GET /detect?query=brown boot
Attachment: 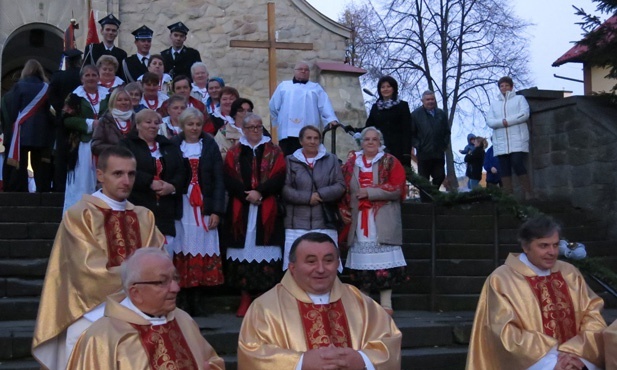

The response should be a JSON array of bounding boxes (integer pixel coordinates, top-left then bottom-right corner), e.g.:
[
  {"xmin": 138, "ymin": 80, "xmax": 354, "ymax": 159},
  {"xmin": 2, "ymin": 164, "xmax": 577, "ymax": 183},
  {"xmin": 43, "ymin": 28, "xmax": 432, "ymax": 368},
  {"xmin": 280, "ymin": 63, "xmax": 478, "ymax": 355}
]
[
  {"xmin": 519, "ymin": 174, "xmax": 534, "ymax": 200},
  {"xmin": 501, "ymin": 176, "xmax": 513, "ymax": 194}
]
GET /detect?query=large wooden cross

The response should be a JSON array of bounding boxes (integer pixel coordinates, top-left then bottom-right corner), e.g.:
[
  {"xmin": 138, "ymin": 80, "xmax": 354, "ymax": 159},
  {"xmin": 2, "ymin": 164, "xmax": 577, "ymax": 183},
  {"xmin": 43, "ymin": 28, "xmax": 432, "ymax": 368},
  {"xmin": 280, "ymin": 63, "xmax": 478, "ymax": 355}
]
[{"xmin": 229, "ymin": 2, "xmax": 313, "ymax": 98}]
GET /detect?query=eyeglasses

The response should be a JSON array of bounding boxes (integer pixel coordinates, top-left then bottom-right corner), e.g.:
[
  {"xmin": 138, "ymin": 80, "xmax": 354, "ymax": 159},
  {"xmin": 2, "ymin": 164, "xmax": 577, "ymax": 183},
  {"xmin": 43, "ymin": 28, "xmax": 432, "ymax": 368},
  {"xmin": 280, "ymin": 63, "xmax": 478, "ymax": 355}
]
[
  {"xmin": 132, "ymin": 274, "xmax": 180, "ymax": 287},
  {"xmin": 243, "ymin": 125, "xmax": 263, "ymax": 132}
]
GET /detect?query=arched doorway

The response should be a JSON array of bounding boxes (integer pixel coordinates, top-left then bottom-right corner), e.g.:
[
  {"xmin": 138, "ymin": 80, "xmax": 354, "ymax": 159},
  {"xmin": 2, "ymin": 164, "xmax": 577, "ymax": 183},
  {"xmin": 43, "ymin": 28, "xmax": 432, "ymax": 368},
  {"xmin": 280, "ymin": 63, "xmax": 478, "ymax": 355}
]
[{"xmin": 1, "ymin": 23, "xmax": 63, "ymax": 94}]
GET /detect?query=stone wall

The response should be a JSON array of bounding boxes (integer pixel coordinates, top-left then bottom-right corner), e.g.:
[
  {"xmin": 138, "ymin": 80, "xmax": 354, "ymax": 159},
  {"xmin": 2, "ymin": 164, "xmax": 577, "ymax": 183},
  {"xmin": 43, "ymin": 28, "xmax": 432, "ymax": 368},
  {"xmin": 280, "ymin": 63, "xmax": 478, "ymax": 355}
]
[
  {"xmin": 113, "ymin": 0, "xmax": 355, "ymax": 126},
  {"xmin": 528, "ymin": 96, "xmax": 617, "ymax": 237}
]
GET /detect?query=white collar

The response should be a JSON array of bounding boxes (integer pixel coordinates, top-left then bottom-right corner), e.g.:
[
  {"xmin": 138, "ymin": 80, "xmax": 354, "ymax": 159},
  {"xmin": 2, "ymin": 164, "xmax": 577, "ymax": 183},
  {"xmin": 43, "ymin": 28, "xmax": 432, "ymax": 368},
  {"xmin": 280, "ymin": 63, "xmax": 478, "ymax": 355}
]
[
  {"xmin": 104, "ymin": 44, "xmax": 114, "ymax": 51},
  {"xmin": 354, "ymin": 150, "xmax": 385, "ymax": 168},
  {"xmin": 307, "ymin": 292, "xmax": 331, "ymax": 305},
  {"xmin": 138, "ymin": 54, "xmax": 151, "ymax": 62},
  {"xmin": 519, "ymin": 253, "xmax": 551, "ymax": 277},
  {"xmin": 92, "ymin": 189, "xmax": 127, "ymax": 211},
  {"xmin": 292, "ymin": 144, "xmax": 327, "ymax": 163},
  {"xmin": 120, "ymin": 297, "xmax": 168, "ymax": 326},
  {"xmin": 172, "ymin": 46, "xmax": 184, "ymax": 54},
  {"xmin": 240, "ymin": 135, "xmax": 271, "ymax": 150},
  {"xmin": 72, "ymin": 85, "xmax": 110, "ymax": 100}
]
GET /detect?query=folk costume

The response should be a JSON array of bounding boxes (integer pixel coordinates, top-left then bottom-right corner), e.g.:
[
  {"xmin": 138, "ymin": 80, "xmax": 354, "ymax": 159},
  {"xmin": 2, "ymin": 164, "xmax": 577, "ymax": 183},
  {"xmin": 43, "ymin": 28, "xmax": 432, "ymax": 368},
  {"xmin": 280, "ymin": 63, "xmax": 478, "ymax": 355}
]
[
  {"xmin": 223, "ymin": 136, "xmax": 285, "ymax": 291},
  {"xmin": 32, "ymin": 192, "xmax": 165, "ymax": 370},
  {"xmin": 66, "ymin": 293, "xmax": 225, "ymax": 370},
  {"xmin": 63, "ymin": 85, "xmax": 110, "ymax": 212},
  {"xmin": 171, "ymin": 133, "xmax": 225, "ymax": 288},
  {"xmin": 238, "ymin": 271, "xmax": 402, "ymax": 370},
  {"xmin": 466, "ymin": 253, "xmax": 606, "ymax": 370},
  {"xmin": 341, "ymin": 151, "xmax": 408, "ymax": 292}
]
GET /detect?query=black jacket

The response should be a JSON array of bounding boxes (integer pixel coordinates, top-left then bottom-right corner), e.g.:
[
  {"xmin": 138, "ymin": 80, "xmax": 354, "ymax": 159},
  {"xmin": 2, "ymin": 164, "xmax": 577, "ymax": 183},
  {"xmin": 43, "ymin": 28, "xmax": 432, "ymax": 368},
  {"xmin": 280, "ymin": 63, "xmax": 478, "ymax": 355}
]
[
  {"xmin": 122, "ymin": 54, "xmax": 148, "ymax": 83},
  {"xmin": 170, "ymin": 132, "xmax": 225, "ymax": 216},
  {"xmin": 83, "ymin": 43, "xmax": 128, "ymax": 81},
  {"xmin": 365, "ymin": 100, "xmax": 412, "ymax": 166},
  {"xmin": 120, "ymin": 132, "xmax": 186, "ymax": 236},
  {"xmin": 161, "ymin": 46, "xmax": 202, "ymax": 79},
  {"xmin": 465, "ymin": 146, "xmax": 485, "ymax": 181},
  {"xmin": 6, "ymin": 76, "xmax": 53, "ymax": 148},
  {"xmin": 410, "ymin": 106, "xmax": 451, "ymax": 160}
]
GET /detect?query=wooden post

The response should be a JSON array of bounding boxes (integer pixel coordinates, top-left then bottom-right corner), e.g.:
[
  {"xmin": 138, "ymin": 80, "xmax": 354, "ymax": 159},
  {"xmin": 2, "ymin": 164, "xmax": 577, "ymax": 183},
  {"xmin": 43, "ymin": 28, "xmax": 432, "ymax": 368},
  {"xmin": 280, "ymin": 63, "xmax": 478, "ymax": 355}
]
[{"xmin": 229, "ymin": 2, "xmax": 314, "ymax": 140}]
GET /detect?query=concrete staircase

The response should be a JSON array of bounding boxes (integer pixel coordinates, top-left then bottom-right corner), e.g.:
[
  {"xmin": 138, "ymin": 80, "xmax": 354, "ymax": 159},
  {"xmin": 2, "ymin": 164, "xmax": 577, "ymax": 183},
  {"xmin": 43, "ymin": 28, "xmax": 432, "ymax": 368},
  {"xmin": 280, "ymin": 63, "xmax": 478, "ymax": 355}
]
[{"xmin": 0, "ymin": 193, "xmax": 615, "ymax": 369}]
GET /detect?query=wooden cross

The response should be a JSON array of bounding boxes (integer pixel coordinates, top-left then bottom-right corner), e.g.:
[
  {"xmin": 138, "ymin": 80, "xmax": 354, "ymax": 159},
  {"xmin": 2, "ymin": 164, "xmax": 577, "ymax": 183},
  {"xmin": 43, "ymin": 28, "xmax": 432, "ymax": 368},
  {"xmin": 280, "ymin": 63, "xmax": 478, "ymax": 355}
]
[{"xmin": 229, "ymin": 2, "xmax": 313, "ymax": 98}]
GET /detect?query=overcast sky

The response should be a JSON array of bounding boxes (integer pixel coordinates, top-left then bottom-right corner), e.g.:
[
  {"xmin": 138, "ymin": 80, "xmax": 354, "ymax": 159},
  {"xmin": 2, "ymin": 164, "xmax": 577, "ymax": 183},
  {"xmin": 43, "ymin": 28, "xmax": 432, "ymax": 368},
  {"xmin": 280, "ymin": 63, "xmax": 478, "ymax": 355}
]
[{"xmin": 306, "ymin": 0, "xmax": 602, "ymax": 95}]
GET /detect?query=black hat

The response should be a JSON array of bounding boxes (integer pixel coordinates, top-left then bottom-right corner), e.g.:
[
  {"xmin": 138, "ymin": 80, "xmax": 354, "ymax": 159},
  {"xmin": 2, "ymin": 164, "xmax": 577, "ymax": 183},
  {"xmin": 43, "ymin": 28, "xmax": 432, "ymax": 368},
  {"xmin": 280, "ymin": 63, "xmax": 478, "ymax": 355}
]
[
  {"xmin": 168, "ymin": 22, "xmax": 189, "ymax": 34},
  {"xmin": 98, "ymin": 14, "xmax": 121, "ymax": 27},
  {"xmin": 131, "ymin": 25, "xmax": 153, "ymax": 40},
  {"xmin": 63, "ymin": 49, "xmax": 83, "ymax": 59}
]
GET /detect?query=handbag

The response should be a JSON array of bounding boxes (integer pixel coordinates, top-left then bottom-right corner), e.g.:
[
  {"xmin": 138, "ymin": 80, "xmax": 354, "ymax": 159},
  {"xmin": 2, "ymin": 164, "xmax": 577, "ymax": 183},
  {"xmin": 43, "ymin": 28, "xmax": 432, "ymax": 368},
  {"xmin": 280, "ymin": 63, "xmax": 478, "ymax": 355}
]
[{"xmin": 304, "ymin": 165, "xmax": 343, "ymax": 229}]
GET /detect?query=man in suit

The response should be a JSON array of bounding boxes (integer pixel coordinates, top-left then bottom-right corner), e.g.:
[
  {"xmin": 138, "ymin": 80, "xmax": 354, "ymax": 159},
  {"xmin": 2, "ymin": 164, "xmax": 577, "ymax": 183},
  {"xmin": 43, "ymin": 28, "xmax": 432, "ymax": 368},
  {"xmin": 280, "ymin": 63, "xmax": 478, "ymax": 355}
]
[
  {"xmin": 160, "ymin": 22, "xmax": 201, "ymax": 79},
  {"xmin": 122, "ymin": 26, "xmax": 153, "ymax": 83},
  {"xmin": 49, "ymin": 49, "xmax": 83, "ymax": 192},
  {"xmin": 83, "ymin": 14, "xmax": 127, "ymax": 81}
]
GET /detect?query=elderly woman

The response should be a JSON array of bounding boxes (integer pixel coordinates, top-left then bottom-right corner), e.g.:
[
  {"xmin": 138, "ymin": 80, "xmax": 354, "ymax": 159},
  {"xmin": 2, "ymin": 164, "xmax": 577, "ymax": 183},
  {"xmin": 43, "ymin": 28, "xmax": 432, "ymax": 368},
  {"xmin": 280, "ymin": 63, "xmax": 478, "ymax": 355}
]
[
  {"xmin": 214, "ymin": 97, "xmax": 251, "ymax": 158},
  {"xmin": 168, "ymin": 75, "xmax": 206, "ymax": 113},
  {"xmin": 159, "ymin": 94, "xmax": 187, "ymax": 138},
  {"xmin": 170, "ymin": 107, "xmax": 225, "ymax": 312},
  {"xmin": 340, "ymin": 127, "xmax": 407, "ymax": 315},
  {"xmin": 91, "ymin": 88, "xmax": 134, "ymax": 156},
  {"xmin": 96, "ymin": 55, "xmax": 124, "ymax": 90},
  {"xmin": 486, "ymin": 76, "xmax": 532, "ymax": 199},
  {"xmin": 2, "ymin": 59, "xmax": 53, "ymax": 193},
  {"xmin": 223, "ymin": 113, "xmax": 285, "ymax": 317},
  {"xmin": 190, "ymin": 62, "xmax": 210, "ymax": 104},
  {"xmin": 140, "ymin": 72, "xmax": 169, "ymax": 112},
  {"xmin": 138, "ymin": 54, "xmax": 172, "ymax": 94},
  {"xmin": 365, "ymin": 76, "xmax": 412, "ymax": 167},
  {"xmin": 282, "ymin": 125, "xmax": 345, "ymax": 270},
  {"xmin": 210, "ymin": 86, "xmax": 237, "ymax": 128},
  {"xmin": 63, "ymin": 64, "xmax": 110, "ymax": 212},
  {"xmin": 120, "ymin": 109, "xmax": 185, "ymax": 254},
  {"xmin": 125, "ymin": 82, "xmax": 145, "ymax": 113}
]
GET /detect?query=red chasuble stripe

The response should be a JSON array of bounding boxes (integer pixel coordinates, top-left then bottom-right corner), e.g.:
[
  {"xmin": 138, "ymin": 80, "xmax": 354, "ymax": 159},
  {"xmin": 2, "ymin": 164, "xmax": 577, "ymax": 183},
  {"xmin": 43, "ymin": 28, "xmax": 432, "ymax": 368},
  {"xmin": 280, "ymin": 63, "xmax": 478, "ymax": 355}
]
[
  {"xmin": 525, "ymin": 272, "xmax": 578, "ymax": 344},
  {"xmin": 97, "ymin": 208, "xmax": 143, "ymax": 268},
  {"xmin": 297, "ymin": 300, "xmax": 352, "ymax": 349},
  {"xmin": 131, "ymin": 320, "xmax": 199, "ymax": 370}
]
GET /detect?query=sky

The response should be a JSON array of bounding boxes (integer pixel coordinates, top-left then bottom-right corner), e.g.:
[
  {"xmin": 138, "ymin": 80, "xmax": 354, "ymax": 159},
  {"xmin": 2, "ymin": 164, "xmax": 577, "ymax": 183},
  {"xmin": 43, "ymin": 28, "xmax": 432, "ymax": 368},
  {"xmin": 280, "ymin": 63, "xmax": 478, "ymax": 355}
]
[
  {"xmin": 306, "ymin": 0, "xmax": 603, "ymax": 172},
  {"xmin": 306, "ymin": 0, "xmax": 602, "ymax": 95}
]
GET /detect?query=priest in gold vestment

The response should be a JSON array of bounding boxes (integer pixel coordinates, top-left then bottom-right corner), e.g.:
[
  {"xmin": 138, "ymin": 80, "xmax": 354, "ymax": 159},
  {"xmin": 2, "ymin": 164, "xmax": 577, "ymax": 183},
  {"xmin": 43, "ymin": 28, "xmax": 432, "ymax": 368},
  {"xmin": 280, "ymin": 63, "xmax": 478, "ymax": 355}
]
[
  {"xmin": 238, "ymin": 232, "xmax": 401, "ymax": 370},
  {"xmin": 466, "ymin": 215, "xmax": 606, "ymax": 370},
  {"xmin": 67, "ymin": 247, "xmax": 225, "ymax": 369},
  {"xmin": 32, "ymin": 147, "xmax": 165, "ymax": 370},
  {"xmin": 604, "ymin": 319, "xmax": 617, "ymax": 370}
]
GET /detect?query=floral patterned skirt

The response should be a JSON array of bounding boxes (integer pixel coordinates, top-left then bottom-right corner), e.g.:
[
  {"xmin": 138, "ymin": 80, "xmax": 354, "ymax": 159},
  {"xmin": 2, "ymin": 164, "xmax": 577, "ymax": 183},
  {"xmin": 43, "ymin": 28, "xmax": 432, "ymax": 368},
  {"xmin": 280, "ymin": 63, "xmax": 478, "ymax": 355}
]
[
  {"xmin": 225, "ymin": 258, "xmax": 283, "ymax": 291},
  {"xmin": 174, "ymin": 253, "xmax": 224, "ymax": 288}
]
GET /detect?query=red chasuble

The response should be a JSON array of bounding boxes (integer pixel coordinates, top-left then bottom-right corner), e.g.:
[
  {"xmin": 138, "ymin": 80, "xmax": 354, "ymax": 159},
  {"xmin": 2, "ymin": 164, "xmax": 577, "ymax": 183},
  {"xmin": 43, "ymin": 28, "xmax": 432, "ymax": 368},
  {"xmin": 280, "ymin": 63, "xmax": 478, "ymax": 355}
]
[
  {"xmin": 297, "ymin": 300, "xmax": 353, "ymax": 349},
  {"xmin": 525, "ymin": 272, "xmax": 578, "ymax": 344},
  {"xmin": 131, "ymin": 320, "xmax": 199, "ymax": 370},
  {"xmin": 98, "ymin": 207, "xmax": 143, "ymax": 268}
]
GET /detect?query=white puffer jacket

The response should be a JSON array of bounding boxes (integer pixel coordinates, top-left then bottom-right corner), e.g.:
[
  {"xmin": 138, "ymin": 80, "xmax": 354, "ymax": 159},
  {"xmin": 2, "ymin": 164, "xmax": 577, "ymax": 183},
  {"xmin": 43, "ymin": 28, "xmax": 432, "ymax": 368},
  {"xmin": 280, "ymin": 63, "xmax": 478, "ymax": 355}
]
[{"xmin": 486, "ymin": 91, "xmax": 530, "ymax": 156}]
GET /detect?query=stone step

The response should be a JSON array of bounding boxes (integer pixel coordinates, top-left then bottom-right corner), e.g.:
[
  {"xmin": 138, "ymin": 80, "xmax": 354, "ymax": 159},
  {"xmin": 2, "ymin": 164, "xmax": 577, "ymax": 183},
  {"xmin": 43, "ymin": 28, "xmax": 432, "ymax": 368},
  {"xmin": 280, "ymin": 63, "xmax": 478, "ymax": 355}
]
[
  {"xmin": 0, "ymin": 193, "xmax": 64, "ymax": 207},
  {"xmin": 0, "ymin": 260, "xmax": 48, "ymax": 278},
  {"xmin": 0, "ymin": 207, "xmax": 63, "ymax": 223},
  {"xmin": 0, "ymin": 298, "xmax": 39, "ymax": 321},
  {"xmin": 0, "ymin": 240, "xmax": 54, "ymax": 259},
  {"xmin": 1, "ymin": 278, "xmax": 44, "ymax": 297},
  {"xmin": 0, "ymin": 224, "xmax": 58, "ymax": 240}
]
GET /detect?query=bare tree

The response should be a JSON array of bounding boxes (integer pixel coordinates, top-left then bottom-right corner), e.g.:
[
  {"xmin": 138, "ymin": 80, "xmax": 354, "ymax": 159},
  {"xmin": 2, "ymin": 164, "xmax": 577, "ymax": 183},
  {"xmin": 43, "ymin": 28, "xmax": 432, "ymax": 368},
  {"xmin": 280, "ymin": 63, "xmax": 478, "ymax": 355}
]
[{"xmin": 341, "ymin": 0, "xmax": 531, "ymax": 188}]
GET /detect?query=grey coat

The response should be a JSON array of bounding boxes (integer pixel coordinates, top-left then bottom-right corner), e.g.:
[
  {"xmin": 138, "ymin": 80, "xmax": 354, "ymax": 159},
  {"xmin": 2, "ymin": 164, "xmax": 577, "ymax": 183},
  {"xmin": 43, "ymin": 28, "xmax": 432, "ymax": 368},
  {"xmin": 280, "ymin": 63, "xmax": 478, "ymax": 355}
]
[
  {"xmin": 346, "ymin": 156, "xmax": 403, "ymax": 246},
  {"xmin": 282, "ymin": 152, "xmax": 345, "ymax": 230}
]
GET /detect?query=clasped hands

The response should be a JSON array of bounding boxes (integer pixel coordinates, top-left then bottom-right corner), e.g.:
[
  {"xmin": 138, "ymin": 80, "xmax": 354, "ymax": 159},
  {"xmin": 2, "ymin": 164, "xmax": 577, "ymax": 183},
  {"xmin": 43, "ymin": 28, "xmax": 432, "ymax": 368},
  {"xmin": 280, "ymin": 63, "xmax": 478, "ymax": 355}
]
[
  {"xmin": 554, "ymin": 352, "xmax": 586, "ymax": 370},
  {"xmin": 302, "ymin": 345, "xmax": 365, "ymax": 370},
  {"xmin": 150, "ymin": 180, "xmax": 175, "ymax": 196}
]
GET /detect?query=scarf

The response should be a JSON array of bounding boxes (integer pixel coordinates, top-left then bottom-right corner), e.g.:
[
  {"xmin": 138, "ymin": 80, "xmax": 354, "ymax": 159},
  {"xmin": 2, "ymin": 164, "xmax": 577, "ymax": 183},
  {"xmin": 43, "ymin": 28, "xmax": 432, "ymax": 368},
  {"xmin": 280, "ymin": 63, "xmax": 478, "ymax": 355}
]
[
  {"xmin": 111, "ymin": 108, "xmax": 133, "ymax": 121},
  {"xmin": 376, "ymin": 98, "xmax": 401, "ymax": 110}
]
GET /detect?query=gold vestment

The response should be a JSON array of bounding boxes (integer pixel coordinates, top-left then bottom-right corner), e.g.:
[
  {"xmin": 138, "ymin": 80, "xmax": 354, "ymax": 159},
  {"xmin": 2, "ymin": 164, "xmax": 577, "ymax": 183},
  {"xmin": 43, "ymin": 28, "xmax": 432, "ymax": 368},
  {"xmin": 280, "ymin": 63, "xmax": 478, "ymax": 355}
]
[
  {"xmin": 238, "ymin": 271, "xmax": 402, "ymax": 370},
  {"xmin": 66, "ymin": 293, "xmax": 225, "ymax": 370},
  {"xmin": 466, "ymin": 253, "xmax": 606, "ymax": 370},
  {"xmin": 604, "ymin": 319, "xmax": 617, "ymax": 370},
  {"xmin": 32, "ymin": 194, "xmax": 165, "ymax": 369}
]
